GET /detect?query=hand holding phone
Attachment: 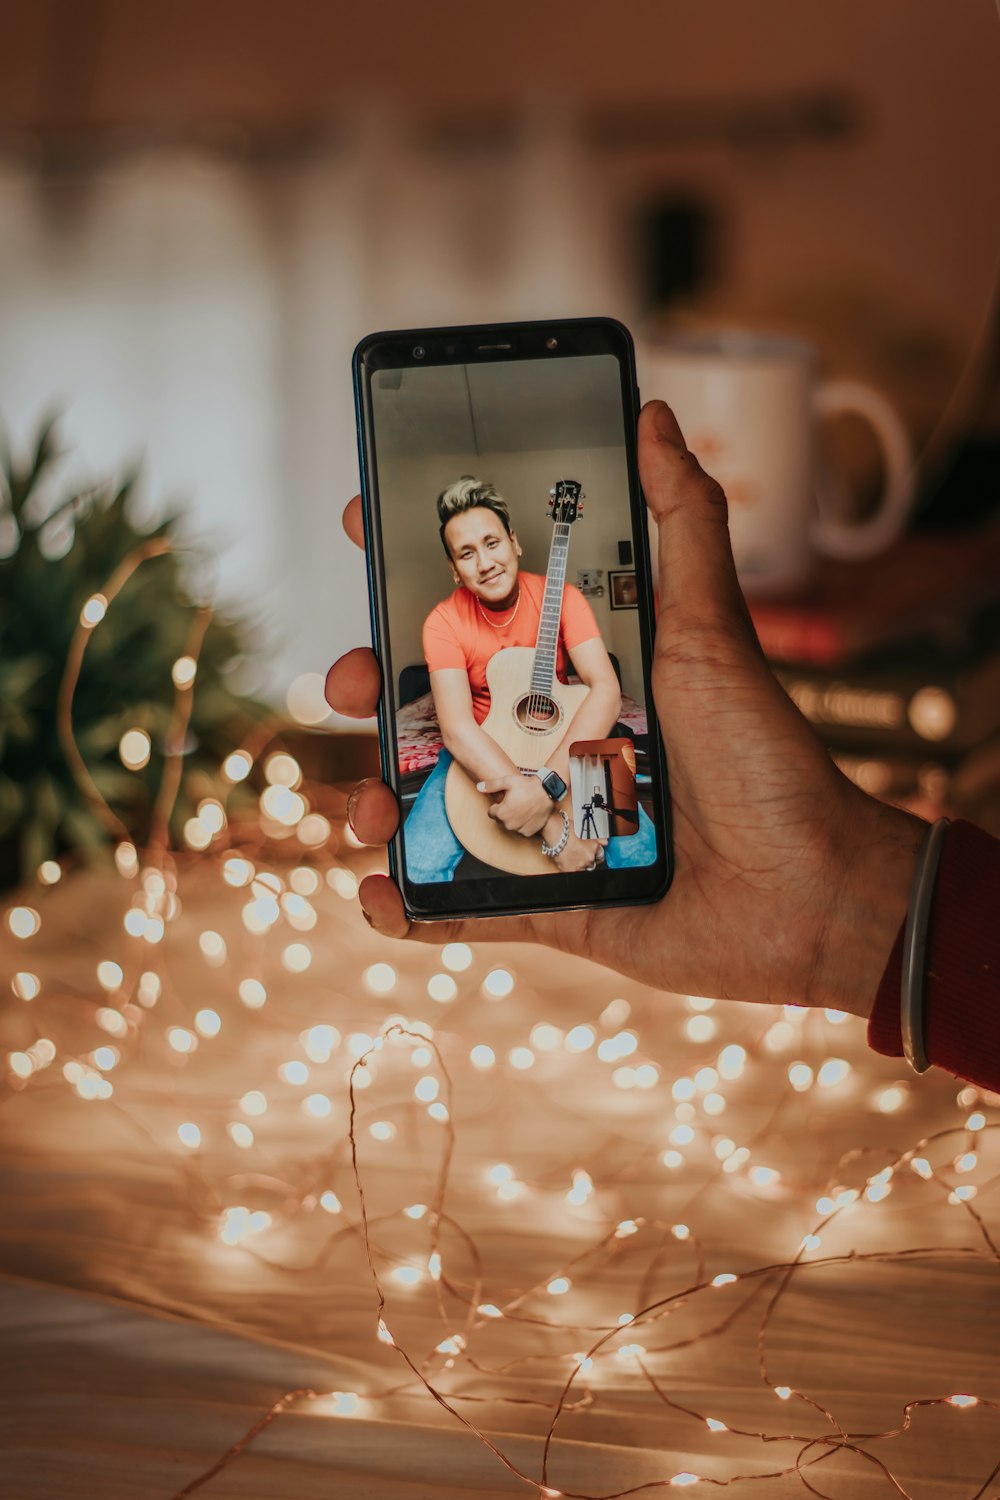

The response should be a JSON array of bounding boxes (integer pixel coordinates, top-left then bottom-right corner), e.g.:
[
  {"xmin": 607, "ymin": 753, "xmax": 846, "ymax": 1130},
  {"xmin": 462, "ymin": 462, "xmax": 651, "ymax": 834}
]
[{"xmin": 329, "ymin": 396, "xmax": 926, "ymax": 1015}]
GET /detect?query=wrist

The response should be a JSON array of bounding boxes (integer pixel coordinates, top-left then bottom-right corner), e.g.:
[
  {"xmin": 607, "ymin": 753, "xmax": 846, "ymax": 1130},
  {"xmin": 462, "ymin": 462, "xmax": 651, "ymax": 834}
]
[
  {"xmin": 541, "ymin": 809, "xmax": 572, "ymax": 859},
  {"xmin": 810, "ymin": 793, "xmax": 926, "ymax": 1019},
  {"xmin": 536, "ymin": 765, "xmax": 568, "ymax": 803},
  {"xmin": 543, "ymin": 808, "xmax": 566, "ymax": 842}
]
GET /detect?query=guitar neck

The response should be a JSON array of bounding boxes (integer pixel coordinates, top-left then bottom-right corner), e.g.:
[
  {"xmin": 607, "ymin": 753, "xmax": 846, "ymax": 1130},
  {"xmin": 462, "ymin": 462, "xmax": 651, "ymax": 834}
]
[{"xmin": 530, "ymin": 522, "xmax": 572, "ymax": 695}]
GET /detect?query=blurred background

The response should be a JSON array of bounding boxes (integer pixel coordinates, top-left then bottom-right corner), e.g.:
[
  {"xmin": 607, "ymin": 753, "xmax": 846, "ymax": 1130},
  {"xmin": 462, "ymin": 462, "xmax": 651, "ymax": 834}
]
[
  {"xmin": 2, "ymin": 15, "xmax": 1000, "ymax": 1491},
  {"xmin": 2, "ymin": 0, "xmax": 999, "ymax": 864}
]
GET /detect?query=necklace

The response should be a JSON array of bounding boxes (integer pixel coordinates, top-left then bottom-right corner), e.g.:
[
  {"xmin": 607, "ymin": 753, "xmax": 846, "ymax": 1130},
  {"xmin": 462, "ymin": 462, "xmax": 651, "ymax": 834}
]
[{"xmin": 477, "ymin": 589, "xmax": 521, "ymax": 629}]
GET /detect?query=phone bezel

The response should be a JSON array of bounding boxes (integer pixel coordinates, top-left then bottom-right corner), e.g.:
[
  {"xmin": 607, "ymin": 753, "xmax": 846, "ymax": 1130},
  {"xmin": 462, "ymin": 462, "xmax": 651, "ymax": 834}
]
[{"xmin": 353, "ymin": 316, "xmax": 673, "ymax": 921}]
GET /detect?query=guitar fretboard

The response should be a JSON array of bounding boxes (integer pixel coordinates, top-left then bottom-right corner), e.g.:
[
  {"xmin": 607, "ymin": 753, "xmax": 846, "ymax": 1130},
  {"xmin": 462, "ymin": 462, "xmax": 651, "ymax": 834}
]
[{"xmin": 530, "ymin": 522, "xmax": 572, "ymax": 695}]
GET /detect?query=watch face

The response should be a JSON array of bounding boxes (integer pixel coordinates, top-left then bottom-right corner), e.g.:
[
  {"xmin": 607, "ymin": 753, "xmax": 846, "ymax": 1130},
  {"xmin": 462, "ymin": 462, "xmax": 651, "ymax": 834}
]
[{"xmin": 543, "ymin": 771, "xmax": 567, "ymax": 801}]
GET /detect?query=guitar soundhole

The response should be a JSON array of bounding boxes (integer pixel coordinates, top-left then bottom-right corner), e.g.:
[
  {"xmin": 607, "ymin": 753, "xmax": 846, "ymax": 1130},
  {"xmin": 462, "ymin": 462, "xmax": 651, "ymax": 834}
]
[{"xmin": 514, "ymin": 694, "xmax": 560, "ymax": 733}]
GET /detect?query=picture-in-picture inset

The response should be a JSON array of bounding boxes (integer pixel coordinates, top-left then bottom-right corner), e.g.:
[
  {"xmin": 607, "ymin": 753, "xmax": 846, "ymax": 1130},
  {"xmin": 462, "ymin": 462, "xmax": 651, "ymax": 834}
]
[{"xmin": 569, "ymin": 737, "xmax": 642, "ymax": 842}]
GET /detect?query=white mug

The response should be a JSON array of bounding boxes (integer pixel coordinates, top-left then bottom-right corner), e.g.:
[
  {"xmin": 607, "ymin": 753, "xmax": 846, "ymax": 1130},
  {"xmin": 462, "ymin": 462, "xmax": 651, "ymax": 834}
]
[{"xmin": 642, "ymin": 332, "xmax": 915, "ymax": 595}]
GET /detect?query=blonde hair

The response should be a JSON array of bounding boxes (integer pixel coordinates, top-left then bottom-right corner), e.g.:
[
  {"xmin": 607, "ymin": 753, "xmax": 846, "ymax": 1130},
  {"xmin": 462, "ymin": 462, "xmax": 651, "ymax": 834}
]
[{"xmin": 437, "ymin": 476, "xmax": 512, "ymax": 555}]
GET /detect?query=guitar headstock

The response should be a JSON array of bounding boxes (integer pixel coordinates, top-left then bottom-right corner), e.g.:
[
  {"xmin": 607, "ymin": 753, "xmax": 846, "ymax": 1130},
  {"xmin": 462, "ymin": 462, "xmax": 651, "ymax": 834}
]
[{"xmin": 548, "ymin": 479, "xmax": 585, "ymax": 525}]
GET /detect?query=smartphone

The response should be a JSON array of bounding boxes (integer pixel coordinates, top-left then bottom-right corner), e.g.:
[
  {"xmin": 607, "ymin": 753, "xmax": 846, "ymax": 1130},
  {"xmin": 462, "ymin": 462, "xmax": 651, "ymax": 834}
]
[{"xmin": 353, "ymin": 317, "xmax": 672, "ymax": 921}]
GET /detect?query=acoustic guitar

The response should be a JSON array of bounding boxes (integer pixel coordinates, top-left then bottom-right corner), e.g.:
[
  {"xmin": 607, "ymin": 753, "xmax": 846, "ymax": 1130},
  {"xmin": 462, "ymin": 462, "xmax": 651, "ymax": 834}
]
[{"xmin": 444, "ymin": 480, "xmax": 588, "ymax": 876}]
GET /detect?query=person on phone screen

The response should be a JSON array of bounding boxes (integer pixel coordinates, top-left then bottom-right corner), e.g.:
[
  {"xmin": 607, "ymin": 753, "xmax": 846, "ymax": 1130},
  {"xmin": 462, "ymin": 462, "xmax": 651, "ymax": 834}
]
[{"xmin": 403, "ymin": 476, "xmax": 657, "ymax": 881}]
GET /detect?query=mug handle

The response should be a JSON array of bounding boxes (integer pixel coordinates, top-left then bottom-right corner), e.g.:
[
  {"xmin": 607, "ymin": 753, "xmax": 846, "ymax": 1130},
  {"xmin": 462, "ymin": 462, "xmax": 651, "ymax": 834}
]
[{"xmin": 811, "ymin": 379, "xmax": 915, "ymax": 560}]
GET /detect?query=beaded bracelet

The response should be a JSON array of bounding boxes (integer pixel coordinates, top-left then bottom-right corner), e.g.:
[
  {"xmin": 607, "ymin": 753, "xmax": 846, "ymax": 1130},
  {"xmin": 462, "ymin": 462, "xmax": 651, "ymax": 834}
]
[{"xmin": 900, "ymin": 817, "xmax": 950, "ymax": 1074}]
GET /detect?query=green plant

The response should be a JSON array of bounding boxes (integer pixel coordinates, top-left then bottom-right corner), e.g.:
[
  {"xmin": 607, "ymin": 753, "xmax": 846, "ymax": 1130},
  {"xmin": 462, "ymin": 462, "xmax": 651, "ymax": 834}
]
[{"xmin": 0, "ymin": 419, "xmax": 269, "ymax": 885}]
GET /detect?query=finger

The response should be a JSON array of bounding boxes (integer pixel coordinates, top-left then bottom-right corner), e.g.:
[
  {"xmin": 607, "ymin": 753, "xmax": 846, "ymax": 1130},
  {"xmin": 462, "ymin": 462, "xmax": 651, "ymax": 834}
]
[
  {"xmin": 325, "ymin": 647, "xmax": 381, "ymax": 718},
  {"xmin": 642, "ymin": 397, "xmax": 688, "ymax": 456},
  {"xmin": 476, "ymin": 777, "xmax": 513, "ymax": 794},
  {"xmin": 638, "ymin": 400, "xmax": 751, "ymax": 634},
  {"xmin": 357, "ymin": 872, "xmax": 537, "ymax": 947},
  {"xmin": 486, "ymin": 806, "xmax": 518, "ymax": 830},
  {"xmin": 343, "ymin": 495, "xmax": 364, "ymax": 550},
  {"xmin": 347, "ymin": 778, "xmax": 399, "ymax": 844},
  {"xmin": 357, "ymin": 873, "xmax": 413, "ymax": 939}
]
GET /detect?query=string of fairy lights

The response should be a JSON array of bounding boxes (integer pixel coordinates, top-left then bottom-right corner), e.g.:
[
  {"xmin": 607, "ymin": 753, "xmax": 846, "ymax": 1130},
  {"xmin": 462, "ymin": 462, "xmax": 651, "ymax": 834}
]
[{"xmin": 2, "ymin": 553, "xmax": 999, "ymax": 1499}]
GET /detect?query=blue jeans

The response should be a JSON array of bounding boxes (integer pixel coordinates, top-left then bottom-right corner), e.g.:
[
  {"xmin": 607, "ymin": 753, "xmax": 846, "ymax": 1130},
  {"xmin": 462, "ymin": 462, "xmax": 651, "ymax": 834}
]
[{"xmin": 403, "ymin": 750, "xmax": 658, "ymax": 883}]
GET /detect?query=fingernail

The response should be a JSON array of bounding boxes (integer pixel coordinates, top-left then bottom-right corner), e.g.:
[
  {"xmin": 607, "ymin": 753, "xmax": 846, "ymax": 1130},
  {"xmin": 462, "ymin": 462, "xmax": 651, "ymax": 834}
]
[
  {"xmin": 653, "ymin": 401, "xmax": 674, "ymax": 438},
  {"xmin": 475, "ymin": 781, "xmax": 487, "ymax": 792},
  {"xmin": 347, "ymin": 778, "xmax": 372, "ymax": 822}
]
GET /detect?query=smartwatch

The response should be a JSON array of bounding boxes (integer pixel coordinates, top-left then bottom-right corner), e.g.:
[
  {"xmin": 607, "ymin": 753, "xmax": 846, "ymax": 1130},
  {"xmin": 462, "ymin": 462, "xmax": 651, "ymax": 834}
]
[{"xmin": 536, "ymin": 765, "xmax": 568, "ymax": 803}]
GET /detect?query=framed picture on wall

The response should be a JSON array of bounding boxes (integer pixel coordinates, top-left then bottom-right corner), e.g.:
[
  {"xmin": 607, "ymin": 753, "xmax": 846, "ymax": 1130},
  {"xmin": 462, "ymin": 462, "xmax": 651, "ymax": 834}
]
[{"xmin": 608, "ymin": 569, "xmax": 638, "ymax": 610}]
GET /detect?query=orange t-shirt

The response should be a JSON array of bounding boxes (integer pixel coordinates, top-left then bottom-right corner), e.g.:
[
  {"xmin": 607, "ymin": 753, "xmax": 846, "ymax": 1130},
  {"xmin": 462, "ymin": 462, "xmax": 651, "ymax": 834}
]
[{"xmin": 422, "ymin": 573, "xmax": 601, "ymax": 725}]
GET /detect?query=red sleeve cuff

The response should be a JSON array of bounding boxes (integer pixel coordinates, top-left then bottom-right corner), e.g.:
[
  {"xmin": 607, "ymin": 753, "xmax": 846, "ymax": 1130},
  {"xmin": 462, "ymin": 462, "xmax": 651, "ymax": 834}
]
[{"xmin": 868, "ymin": 819, "xmax": 1000, "ymax": 1092}]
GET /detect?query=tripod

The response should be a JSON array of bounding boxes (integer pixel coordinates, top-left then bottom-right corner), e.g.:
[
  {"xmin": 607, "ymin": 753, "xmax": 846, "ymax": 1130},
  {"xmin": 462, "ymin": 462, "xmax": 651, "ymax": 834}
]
[
  {"xmin": 579, "ymin": 788, "xmax": 639, "ymax": 841},
  {"xmin": 579, "ymin": 797, "xmax": 602, "ymax": 840}
]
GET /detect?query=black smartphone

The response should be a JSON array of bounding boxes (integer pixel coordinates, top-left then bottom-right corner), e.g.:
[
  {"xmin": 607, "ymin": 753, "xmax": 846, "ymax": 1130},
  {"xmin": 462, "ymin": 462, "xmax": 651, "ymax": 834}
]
[{"xmin": 353, "ymin": 317, "xmax": 672, "ymax": 921}]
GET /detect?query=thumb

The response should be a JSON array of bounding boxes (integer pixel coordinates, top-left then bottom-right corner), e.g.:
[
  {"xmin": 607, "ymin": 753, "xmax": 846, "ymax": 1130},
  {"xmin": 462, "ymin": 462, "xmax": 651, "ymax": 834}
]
[{"xmin": 638, "ymin": 400, "xmax": 752, "ymax": 634}]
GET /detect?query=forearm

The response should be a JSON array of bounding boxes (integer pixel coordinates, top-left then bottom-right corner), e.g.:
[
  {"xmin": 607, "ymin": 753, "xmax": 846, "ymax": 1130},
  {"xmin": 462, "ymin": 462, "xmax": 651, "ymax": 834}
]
[
  {"xmin": 549, "ymin": 683, "xmax": 621, "ymax": 780},
  {"xmin": 441, "ymin": 722, "xmax": 519, "ymax": 785}
]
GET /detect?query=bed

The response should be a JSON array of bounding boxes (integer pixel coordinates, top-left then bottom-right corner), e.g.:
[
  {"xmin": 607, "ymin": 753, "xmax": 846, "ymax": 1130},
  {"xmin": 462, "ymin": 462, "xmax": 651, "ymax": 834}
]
[{"xmin": 395, "ymin": 663, "xmax": 651, "ymax": 805}]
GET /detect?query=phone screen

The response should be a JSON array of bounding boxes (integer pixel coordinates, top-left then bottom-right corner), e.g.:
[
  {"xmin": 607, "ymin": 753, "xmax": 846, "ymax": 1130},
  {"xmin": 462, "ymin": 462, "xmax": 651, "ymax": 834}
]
[{"xmin": 354, "ymin": 319, "xmax": 671, "ymax": 919}]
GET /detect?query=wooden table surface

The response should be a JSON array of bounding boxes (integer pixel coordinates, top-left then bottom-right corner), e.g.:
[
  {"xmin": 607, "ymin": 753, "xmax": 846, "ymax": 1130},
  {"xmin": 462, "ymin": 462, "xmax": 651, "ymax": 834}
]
[{"xmin": 2, "ymin": 851, "xmax": 998, "ymax": 1498}]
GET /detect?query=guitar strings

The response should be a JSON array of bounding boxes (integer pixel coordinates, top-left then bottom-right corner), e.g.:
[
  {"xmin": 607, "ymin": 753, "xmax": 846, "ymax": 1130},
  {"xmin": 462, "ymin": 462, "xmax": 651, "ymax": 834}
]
[{"xmin": 527, "ymin": 513, "xmax": 571, "ymax": 728}]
